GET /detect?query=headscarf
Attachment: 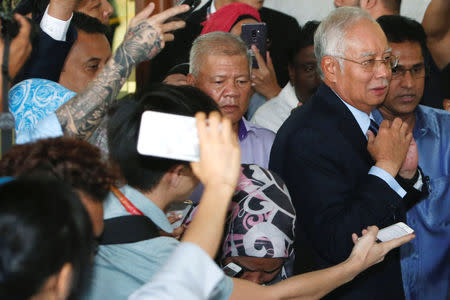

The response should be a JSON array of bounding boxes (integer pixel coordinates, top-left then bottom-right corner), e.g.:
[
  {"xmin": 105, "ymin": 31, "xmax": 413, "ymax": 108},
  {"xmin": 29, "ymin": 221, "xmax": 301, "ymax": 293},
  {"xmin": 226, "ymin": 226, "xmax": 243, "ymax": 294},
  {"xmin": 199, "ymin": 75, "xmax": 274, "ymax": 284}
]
[
  {"xmin": 9, "ymin": 79, "xmax": 76, "ymax": 133},
  {"xmin": 200, "ymin": 3, "xmax": 261, "ymax": 35},
  {"xmin": 221, "ymin": 164, "xmax": 296, "ymax": 281}
]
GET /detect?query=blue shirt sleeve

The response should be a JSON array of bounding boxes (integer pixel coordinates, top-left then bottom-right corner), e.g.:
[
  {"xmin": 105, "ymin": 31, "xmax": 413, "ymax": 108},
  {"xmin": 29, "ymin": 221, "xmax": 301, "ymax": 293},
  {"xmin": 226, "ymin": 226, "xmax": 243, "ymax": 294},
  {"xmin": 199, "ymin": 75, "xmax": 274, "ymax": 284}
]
[
  {"xmin": 128, "ymin": 242, "xmax": 232, "ymax": 300},
  {"xmin": 369, "ymin": 166, "xmax": 406, "ymax": 198}
]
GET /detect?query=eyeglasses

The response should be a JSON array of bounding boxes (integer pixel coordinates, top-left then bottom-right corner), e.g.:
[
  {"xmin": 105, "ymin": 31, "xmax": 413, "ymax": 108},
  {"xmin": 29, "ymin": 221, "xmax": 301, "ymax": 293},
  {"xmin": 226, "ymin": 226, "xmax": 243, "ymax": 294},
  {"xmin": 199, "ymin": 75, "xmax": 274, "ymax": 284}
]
[
  {"xmin": 391, "ymin": 63, "xmax": 426, "ymax": 80},
  {"xmin": 335, "ymin": 55, "xmax": 399, "ymax": 72}
]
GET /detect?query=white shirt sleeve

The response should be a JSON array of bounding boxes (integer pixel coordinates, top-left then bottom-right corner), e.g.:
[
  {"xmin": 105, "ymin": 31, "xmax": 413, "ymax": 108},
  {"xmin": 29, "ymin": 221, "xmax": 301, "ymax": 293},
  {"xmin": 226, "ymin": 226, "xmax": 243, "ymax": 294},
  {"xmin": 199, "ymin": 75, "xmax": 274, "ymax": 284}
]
[
  {"xmin": 128, "ymin": 242, "xmax": 226, "ymax": 300},
  {"xmin": 40, "ymin": 5, "xmax": 73, "ymax": 42}
]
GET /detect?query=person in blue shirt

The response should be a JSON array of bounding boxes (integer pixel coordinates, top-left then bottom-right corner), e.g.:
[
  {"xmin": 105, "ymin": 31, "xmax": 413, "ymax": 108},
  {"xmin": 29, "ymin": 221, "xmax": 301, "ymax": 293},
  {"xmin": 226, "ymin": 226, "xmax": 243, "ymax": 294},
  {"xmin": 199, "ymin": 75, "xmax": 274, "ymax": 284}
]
[{"xmin": 376, "ymin": 15, "xmax": 450, "ymax": 300}]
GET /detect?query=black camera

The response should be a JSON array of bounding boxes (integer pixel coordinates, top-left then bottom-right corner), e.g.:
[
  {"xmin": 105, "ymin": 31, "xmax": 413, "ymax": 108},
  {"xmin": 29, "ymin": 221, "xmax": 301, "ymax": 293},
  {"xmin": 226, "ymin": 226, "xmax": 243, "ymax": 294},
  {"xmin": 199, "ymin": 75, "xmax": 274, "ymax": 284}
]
[
  {"xmin": 0, "ymin": 11, "xmax": 20, "ymax": 39},
  {"xmin": 1, "ymin": 0, "xmax": 21, "ymax": 39}
]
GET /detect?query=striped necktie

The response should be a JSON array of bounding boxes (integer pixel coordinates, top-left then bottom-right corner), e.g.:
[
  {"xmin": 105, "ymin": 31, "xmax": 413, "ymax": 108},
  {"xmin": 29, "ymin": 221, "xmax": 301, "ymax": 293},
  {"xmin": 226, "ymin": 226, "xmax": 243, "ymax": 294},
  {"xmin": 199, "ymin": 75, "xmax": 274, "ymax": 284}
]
[{"xmin": 369, "ymin": 119, "xmax": 379, "ymax": 136}]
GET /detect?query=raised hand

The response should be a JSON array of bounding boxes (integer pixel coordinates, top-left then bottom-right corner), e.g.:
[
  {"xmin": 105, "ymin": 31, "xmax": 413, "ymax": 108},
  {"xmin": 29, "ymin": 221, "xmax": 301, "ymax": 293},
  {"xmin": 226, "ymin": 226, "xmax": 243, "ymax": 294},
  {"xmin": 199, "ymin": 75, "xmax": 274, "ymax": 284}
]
[
  {"xmin": 190, "ymin": 111, "xmax": 241, "ymax": 192},
  {"xmin": 367, "ymin": 118, "xmax": 412, "ymax": 177},
  {"xmin": 250, "ymin": 45, "xmax": 281, "ymax": 99},
  {"xmin": 120, "ymin": 3, "xmax": 189, "ymax": 65},
  {"xmin": 55, "ymin": 3, "xmax": 189, "ymax": 139}
]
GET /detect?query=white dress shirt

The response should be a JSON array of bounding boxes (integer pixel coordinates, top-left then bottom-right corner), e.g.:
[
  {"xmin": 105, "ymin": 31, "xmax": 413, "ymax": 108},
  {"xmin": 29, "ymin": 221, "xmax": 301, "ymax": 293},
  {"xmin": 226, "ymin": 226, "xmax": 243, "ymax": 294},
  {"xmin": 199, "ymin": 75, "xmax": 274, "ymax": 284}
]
[
  {"xmin": 251, "ymin": 83, "xmax": 298, "ymax": 133},
  {"xmin": 40, "ymin": 5, "xmax": 72, "ymax": 41}
]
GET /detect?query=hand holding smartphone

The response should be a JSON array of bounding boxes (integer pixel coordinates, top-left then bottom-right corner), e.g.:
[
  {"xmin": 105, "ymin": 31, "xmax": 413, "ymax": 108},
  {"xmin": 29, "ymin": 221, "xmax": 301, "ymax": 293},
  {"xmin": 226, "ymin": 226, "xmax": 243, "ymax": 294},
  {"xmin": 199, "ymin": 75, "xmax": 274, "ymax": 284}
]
[
  {"xmin": 240, "ymin": 23, "xmax": 267, "ymax": 69},
  {"xmin": 376, "ymin": 222, "xmax": 414, "ymax": 242}
]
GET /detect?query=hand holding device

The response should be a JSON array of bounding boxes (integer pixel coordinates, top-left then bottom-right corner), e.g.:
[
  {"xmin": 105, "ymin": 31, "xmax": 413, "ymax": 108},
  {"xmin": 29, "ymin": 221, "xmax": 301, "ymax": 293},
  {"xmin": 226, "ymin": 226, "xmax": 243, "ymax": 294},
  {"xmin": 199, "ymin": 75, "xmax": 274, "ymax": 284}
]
[
  {"xmin": 348, "ymin": 225, "xmax": 415, "ymax": 274},
  {"xmin": 250, "ymin": 46, "xmax": 281, "ymax": 99},
  {"xmin": 240, "ymin": 23, "xmax": 267, "ymax": 69}
]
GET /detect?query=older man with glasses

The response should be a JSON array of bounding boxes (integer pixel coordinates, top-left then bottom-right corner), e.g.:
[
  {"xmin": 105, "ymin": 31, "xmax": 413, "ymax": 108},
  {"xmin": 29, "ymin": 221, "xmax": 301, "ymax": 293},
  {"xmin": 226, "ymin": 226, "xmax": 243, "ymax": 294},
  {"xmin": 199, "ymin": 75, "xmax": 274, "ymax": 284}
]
[{"xmin": 270, "ymin": 7, "xmax": 428, "ymax": 300}]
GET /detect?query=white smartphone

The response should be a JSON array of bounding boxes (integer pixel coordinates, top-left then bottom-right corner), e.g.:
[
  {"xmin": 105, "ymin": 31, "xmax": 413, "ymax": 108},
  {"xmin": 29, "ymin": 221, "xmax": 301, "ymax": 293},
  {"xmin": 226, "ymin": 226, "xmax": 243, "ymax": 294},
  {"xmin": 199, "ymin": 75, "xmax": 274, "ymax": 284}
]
[
  {"xmin": 376, "ymin": 222, "xmax": 414, "ymax": 242},
  {"xmin": 137, "ymin": 111, "xmax": 199, "ymax": 162},
  {"xmin": 222, "ymin": 262, "xmax": 243, "ymax": 277}
]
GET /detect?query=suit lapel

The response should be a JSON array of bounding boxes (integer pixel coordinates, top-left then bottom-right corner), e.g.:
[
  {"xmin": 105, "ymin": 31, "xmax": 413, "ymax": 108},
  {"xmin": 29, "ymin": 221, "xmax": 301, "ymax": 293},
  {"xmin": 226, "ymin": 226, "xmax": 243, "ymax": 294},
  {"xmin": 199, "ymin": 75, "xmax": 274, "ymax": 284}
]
[{"xmin": 317, "ymin": 84, "xmax": 375, "ymax": 165}]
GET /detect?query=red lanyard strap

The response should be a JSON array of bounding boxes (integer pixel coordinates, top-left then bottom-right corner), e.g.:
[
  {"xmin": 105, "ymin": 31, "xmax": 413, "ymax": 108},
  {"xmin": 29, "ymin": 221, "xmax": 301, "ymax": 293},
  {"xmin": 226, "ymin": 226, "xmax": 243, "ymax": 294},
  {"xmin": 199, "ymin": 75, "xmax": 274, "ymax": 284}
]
[{"xmin": 111, "ymin": 186, "xmax": 144, "ymax": 216}]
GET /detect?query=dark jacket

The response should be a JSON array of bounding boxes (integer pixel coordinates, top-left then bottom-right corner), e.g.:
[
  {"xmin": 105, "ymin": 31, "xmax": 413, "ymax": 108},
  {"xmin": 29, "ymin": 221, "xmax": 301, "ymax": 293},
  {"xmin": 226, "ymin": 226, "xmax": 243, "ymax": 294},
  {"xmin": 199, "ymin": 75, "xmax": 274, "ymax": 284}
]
[
  {"xmin": 146, "ymin": 1, "xmax": 301, "ymax": 87},
  {"xmin": 270, "ymin": 83, "xmax": 407, "ymax": 299}
]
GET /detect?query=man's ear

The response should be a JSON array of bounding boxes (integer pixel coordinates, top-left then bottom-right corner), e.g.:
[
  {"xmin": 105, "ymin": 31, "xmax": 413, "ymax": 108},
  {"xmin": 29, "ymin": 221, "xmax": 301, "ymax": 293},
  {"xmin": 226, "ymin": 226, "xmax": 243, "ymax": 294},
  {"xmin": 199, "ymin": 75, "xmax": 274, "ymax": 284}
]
[
  {"xmin": 321, "ymin": 56, "xmax": 339, "ymax": 83},
  {"xmin": 56, "ymin": 263, "xmax": 73, "ymax": 300},
  {"xmin": 360, "ymin": 0, "xmax": 377, "ymax": 10},
  {"xmin": 167, "ymin": 165, "xmax": 186, "ymax": 188},
  {"xmin": 186, "ymin": 73, "xmax": 196, "ymax": 87}
]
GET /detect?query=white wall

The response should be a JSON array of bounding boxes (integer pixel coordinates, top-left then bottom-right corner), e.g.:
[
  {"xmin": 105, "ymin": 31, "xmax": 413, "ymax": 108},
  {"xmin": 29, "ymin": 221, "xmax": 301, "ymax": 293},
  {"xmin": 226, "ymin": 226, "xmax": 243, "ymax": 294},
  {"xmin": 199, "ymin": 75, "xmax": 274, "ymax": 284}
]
[{"xmin": 198, "ymin": 0, "xmax": 431, "ymax": 25}]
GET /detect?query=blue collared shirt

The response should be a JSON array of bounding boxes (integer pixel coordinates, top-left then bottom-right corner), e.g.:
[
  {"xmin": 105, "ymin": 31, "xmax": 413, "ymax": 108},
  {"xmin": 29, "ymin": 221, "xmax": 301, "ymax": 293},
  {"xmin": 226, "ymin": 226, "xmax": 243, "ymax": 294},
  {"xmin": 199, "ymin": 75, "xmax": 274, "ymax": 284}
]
[
  {"xmin": 373, "ymin": 106, "xmax": 450, "ymax": 300},
  {"xmin": 84, "ymin": 185, "xmax": 233, "ymax": 300},
  {"xmin": 335, "ymin": 92, "xmax": 406, "ymax": 198},
  {"xmin": 129, "ymin": 242, "xmax": 226, "ymax": 300}
]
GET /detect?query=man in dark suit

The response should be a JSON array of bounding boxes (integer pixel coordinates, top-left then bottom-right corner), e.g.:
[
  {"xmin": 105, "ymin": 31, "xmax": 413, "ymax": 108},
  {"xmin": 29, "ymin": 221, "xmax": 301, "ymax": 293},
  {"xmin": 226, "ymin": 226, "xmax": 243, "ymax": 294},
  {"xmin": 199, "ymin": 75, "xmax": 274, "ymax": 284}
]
[
  {"xmin": 270, "ymin": 7, "xmax": 426, "ymax": 300},
  {"xmin": 147, "ymin": 0, "xmax": 300, "ymax": 87}
]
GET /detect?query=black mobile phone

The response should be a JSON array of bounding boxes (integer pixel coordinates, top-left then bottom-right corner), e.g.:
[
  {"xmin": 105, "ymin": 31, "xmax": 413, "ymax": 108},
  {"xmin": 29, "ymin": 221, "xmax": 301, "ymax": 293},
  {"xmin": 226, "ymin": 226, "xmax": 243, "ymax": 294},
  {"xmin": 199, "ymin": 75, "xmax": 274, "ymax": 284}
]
[
  {"xmin": 240, "ymin": 23, "xmax": 267, "ymax": 69},
  {"xmin": 166, "ymin": 0, "xmax": 201, "ymax": 22}
]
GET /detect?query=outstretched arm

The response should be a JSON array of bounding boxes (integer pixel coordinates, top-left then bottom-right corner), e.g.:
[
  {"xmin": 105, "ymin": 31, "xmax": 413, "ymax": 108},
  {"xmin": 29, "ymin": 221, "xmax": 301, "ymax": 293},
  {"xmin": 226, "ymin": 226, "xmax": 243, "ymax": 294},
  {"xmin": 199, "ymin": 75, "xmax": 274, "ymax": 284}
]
[
  {"xmin": 55, "ymin": 3, "xmax": 189, "ymax": 139},
  {"xmin": 230, "ymin": 226, "xmax": 414, "ymax": 300},
  {"xmin": 422, "ymin": 0, "xmax": 450, "ymax": 69}
]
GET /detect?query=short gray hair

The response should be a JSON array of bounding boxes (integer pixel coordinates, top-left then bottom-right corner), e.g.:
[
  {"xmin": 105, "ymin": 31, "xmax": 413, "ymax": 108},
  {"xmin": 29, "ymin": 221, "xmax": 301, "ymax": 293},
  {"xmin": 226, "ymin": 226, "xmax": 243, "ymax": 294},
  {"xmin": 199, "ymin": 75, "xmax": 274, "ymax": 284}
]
[
  {"xmin": 189, "ymin": 31, "xmax": 252, "ymax": 77},
  {"xmin": 314, "ymin": 7, "xmax": 375, "ymax": 78}
]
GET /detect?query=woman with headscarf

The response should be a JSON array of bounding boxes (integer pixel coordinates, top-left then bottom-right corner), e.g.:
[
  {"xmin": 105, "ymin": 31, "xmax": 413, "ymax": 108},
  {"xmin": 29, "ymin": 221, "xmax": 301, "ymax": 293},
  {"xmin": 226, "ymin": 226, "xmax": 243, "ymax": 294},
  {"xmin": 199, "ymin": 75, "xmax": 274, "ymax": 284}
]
[
  {"xmin": 221, "ymin": 164, "xmax": 296, "ymax": 285},
  {"xmin": 200, "ymin": 3, "xmax": 261, "ymax": 36}
]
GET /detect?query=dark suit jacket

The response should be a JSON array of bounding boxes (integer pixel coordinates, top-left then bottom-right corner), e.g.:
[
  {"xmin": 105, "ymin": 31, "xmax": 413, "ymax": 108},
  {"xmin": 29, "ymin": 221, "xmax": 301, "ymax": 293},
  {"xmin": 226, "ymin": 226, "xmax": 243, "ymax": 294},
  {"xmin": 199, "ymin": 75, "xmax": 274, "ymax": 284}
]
[
  {"xmin": 146, "ymin": 1, "xmax": 301, "ymax": 87},
  {"xmin": 14, "ymin": 15, "xmax": 77, "ymax": 84},
  {"xmin": 269, "ymin": 83, "xmax": 406, "ymax": 300}
]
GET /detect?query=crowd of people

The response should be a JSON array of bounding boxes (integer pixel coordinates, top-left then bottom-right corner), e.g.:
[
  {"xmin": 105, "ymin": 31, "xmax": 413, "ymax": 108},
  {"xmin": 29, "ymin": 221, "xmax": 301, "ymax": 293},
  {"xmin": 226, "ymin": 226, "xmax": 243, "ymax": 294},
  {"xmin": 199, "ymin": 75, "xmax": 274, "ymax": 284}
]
[{"xmin": 0, "ymin": 0, "xmax": 448, "ymax": 299}]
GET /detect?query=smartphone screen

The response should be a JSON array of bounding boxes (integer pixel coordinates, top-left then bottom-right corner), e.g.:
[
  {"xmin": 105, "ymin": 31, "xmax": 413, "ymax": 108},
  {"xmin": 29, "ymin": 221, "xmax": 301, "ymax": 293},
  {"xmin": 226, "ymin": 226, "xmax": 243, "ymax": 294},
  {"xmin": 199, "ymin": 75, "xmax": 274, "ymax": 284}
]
[
  {"xmin": 240, "ymin": 23, "xmax": 267, "ymax": 69},
  {"xmin": 137, "ymin": 111, "xmax": 199, "ymax": 162},
  {"xmin": 377, "ymin": 222, "xmax": 414, "ymax": 242},
  {"xmin": 167, "ymin": 200, "xmax": 194, "ymax": 229},
  {"xmin": 222, "ymin": 262, "xmax": 243, "ymax": 277}
]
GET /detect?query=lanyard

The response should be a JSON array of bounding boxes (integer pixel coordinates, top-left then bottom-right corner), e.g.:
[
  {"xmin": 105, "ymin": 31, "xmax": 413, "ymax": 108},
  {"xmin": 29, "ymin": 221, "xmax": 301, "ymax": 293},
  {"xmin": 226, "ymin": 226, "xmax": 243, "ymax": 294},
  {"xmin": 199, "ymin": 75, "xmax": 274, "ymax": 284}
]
[{"xmin": 110, "ymin": 186, "xmax": 144, "ymax": 216}]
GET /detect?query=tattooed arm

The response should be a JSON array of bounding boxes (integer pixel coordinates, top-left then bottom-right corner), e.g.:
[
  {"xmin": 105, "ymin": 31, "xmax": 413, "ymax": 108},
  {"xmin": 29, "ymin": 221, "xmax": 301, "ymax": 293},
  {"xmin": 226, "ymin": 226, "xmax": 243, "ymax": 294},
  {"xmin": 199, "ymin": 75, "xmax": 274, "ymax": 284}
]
[{"xmin": 55, "ymin": 3, "xmax": 189, "ymax": 139}]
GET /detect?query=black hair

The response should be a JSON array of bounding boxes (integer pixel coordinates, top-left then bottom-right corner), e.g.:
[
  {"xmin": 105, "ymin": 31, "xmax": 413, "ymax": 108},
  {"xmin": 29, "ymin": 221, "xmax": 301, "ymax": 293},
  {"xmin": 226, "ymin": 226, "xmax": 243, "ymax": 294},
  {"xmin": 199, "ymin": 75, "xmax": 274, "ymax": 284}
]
[
  {"xmin": 377, "ymin": 15, "xmax": 427, "ymax": 58},
  {"xmin": 0, "ymin": 177, "xmax": 93, "ymax": 299},
  {"xmin": 107, "ymin": 84, "xmax": 220, "ymax": 192},
  {"xmin": 165, "ymin": 63, "xmax": 190, "ymax": 77},
  {"xmin": 72, "ymin": 12, "xmax": 110, "ymax": 36},
  {"xmin": 14, "ymin": 0, "xmax": 48, "ymax": 17},
  {"xmin": 288, "ymin": 20, "xmax": 320, "ymax": 65}
]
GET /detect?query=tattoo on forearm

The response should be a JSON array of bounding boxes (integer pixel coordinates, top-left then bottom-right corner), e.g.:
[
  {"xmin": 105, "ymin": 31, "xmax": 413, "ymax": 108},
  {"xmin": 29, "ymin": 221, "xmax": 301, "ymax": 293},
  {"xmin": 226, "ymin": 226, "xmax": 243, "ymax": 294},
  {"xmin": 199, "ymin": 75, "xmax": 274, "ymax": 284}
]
[{"xmin": 56, "ymin": 23, "xmax": 163, "ymax": 139}]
